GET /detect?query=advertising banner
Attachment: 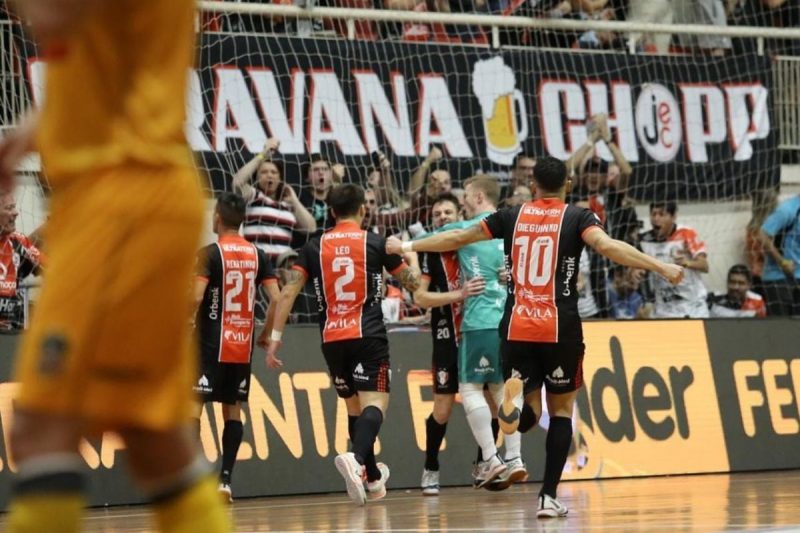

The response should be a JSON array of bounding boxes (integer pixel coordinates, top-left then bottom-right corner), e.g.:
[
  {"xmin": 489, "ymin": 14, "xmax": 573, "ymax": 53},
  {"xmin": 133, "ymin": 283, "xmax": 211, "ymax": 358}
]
[
  {"xmin": 0, "ymin": 319, "xmax": 797, "ymax": 508},
  {"xmin": 19, "ymin": 34, "xmax": 778, "ymax": 201}
]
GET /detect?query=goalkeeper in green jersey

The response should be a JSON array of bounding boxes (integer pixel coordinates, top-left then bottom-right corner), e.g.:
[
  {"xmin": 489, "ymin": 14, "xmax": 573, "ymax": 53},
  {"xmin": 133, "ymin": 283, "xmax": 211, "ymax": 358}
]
[{"xmin": 439, "ymin": 175, "xmax": 527, "ymax": 488}]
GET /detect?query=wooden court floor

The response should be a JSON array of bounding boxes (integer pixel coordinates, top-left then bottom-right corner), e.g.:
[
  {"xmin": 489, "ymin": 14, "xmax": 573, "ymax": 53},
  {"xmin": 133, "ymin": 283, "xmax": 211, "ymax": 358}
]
[{"xmin": 9, "ymin": 470, "xmax": 800, "ymax": 532}]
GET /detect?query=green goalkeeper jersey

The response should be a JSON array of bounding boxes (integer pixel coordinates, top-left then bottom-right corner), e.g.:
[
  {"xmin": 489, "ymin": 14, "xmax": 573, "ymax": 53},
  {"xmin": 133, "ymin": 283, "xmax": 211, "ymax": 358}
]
[{"xmin": 439, "ymin": 212, "xmax": 506, "ymax": 333}]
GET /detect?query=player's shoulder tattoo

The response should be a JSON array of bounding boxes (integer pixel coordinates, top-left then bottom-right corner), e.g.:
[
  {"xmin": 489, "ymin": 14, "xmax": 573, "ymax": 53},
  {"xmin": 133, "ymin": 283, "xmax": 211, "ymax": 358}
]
[{"xmin": 286, "ymin": 268, "xmax": 305, "ymax": 286}]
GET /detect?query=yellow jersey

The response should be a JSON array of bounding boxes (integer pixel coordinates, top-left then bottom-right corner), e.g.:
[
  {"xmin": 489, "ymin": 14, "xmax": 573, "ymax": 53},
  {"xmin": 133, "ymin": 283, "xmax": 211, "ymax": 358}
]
[{"xmin": 37, "ymin": 0, "xmax": 197, "ymax": 183}]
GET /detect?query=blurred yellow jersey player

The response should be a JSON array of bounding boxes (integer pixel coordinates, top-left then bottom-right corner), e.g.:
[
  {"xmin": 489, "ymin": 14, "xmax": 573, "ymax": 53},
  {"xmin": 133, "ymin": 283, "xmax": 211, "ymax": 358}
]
[{"xmin": 0, "ymin": 1, "xmax": 231, "ymax": 532}]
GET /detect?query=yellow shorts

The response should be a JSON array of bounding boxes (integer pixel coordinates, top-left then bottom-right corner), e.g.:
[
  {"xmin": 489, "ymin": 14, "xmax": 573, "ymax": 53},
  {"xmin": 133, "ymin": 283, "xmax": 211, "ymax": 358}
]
[{"xmin": 13, "ymin": 165, "xmax": 205, "ymax": 432}]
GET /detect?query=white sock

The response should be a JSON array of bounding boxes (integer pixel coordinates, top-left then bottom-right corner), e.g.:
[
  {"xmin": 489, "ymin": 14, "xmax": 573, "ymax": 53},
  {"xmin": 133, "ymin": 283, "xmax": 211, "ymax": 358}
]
[
  {"xmin": 503, "ymin": 431, "xmax": 522, "ymax": 461},
  {"xmin": 461, "ymin": 383, "xmax": 497, "ymax": 461}
]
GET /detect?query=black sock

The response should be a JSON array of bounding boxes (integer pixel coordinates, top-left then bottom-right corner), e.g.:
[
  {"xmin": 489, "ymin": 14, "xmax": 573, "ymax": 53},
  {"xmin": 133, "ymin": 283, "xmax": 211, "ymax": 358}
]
[
  {"xmin": 220, "ymin": 420, "xmax": 243, "ymax": 485},
  {"xmin": 352, "ymin": 406, "xmax": 384, "ymax": 468},
  {"xmin": 540, "ymin": 416, "xmax": 572, "ymax": 498},
  {"xmin": 350, "ymin": 413, "xmax": 380, "ymax": 481},
  {"xmin": 519, "ymin": 403, "xmax": 537, "ymax": 433},
  {"xmin": 424, "ymin": 414, "xmax": 447, "ymax": 471}
]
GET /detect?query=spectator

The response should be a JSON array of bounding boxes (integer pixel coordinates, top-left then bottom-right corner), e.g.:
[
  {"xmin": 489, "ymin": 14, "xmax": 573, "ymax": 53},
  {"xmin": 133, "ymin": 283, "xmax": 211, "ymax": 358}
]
[
  {"xmin": 607, "ymin": 265, "xmax": 647, "ymax": 319},
  {"xmin": 758, "ymin": 193, "xmax": 800, "ymax": 316},
  {"xmin": 626, "ymin": 0, "xmax": 673, "ymax": 54},
  {"xmin": 729, "ymin": 0, "xmax": 800, "ymax": 56},
  {"xmin": 566, "ymin": 113, "xmax": 633, "ymax": 231},
  {"xmin": 299, "ymin": 154, "xmax": 344, "ymax": 233},
  {"xmin": 0, "ymin": 192, "xmax": 43, "ymax": 331},
  {"xmin": 673, "ymin": 0, "xmax": 732, "ymax": 55},
  {"xmin": 708, "ymin": 264, "xmax": 767, "ymax": 318},
  {"xmin": 577, "ymin": 7, "xmax": 626, "ymax": 50},
  {"xmin": 639, "ymin": 201, "xmax": 710, "ymax": 318},
  {"xmin": 505, "ymin": 185, "xmax": 532, "ymax": 208},
  {"xmin": 500, "ymin": 154, "xmax": 536, "ymax": 207},
  {"xmin": 232, "ymin": 140, "xmax": 316, "ymax": 260},
  {"xmin": 407, "ymin": 147, "xmax": 453, "ymax": 229},
  {"xmin": 745, "ymin": 189, "xmax": 778, "ymax": 295}
]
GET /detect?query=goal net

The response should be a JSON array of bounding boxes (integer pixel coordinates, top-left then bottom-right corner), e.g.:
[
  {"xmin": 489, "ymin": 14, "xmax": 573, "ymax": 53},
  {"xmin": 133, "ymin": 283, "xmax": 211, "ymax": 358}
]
[{"xmin": 5, "ymin": 6, "xmax": 789, "ymax": 325}]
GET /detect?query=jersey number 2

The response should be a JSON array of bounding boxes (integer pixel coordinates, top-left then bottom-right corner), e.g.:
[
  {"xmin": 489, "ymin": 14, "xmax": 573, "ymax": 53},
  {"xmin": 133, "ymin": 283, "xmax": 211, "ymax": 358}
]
[
  {"xmin": 514, "ymin": 236, "xmax": 554, "ymax": 286},
  {"xmin": 332, "ymin": 257, "xmax": 356, "ymax": 301}
]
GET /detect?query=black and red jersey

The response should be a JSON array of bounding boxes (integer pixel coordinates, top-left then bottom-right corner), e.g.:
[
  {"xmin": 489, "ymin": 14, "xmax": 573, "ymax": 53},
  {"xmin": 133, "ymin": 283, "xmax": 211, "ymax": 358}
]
[
  {"xmin": 481, "ymin": 198, "xmax": 604, "ymax": 343},
  {"xmin": 196, "ymin": 234, "xmax": 277, "ymax": 364},
  {"xmin": 0, "ymin": 233, "xmax": 42, "ymax": 329},
  {"xmin": 419, "ymin": 251, "xmax": 462, "ymax": 343},
  {"xmin": 294, "ymin": 220, "xmax": 407, "ymax": 343}
]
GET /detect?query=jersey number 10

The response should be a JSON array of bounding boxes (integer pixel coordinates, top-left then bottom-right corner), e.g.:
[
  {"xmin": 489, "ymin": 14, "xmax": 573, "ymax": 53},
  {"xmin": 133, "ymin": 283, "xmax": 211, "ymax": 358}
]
[{"xmin": 514, "ymin": 236, "xmax": 554, "ymax": 286}]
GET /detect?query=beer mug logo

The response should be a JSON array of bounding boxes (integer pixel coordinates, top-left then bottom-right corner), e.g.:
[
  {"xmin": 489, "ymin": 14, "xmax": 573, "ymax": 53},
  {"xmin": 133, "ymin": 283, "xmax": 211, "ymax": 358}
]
[{"xmin": 472, "ymin": 57, "xmax": 528, "ymax": 166}]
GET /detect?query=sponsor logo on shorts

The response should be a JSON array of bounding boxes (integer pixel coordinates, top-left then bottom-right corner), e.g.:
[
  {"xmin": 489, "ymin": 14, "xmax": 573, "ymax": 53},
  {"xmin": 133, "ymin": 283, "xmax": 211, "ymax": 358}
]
[
  {"xmin": 333, "ymin": 376, "xmax": 350, "ymax": 392},
  {"xmin": 238, "ymin": 378, "xmax": 248, "ymax": 393},
  {"xmin": 475, "ymin": 355, "xmax": 495, "ymax": 375},
  {"xmin": 546, "ymin": 366, "xmax": 570, "ymax": 386},
  {"xmin": 437, "ymin": 319, "xmax": 447, "ymax": 327},
  {"xmin": 353, "ymin": 363, "xmax": 369, "ymax": 382},
  {"xmin": 510, "ymin": 368, "xmax": 529, "ymax": 384},
  {"xmin": 195, "ymin": 374, "xmax": 212, "ymax": 394}
]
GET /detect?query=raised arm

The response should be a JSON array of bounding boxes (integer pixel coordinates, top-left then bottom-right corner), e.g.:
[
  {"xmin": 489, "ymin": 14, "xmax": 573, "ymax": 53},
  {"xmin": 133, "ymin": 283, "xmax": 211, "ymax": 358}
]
[
  {"xmin": 264, "ymin": 268, "xmax": 308, "ymax": 368},
  {"xmin": 386, "ymin": 224, "xmax": 488, "ymax": 255},
  {"xmin": 583, "ymin": 228, "xmax": 684, "ymax": 284},
  {"xmin": 407, "ymin": 147, "xmax": 442, "ymax": 198},
  {"xmin": 232, "ymin": 139, "xmax": 280, "ymax": 200}
]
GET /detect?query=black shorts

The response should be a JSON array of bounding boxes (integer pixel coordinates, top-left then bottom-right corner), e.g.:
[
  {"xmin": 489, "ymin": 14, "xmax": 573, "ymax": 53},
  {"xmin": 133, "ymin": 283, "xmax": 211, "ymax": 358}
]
[
  {"xmin": 501, "ymin": 339, "xmax": 585, "ymax": 394},
  {"xmin": 195, "ymin": 360, "xmax": 251, "ymax": 404},
  {"xmin": 432, "ymin": 338, "xmax": 458, "ymax": 395},
  {"xmin": 322, "ymin": 337, "xmax": 391, "ymax": 399}
]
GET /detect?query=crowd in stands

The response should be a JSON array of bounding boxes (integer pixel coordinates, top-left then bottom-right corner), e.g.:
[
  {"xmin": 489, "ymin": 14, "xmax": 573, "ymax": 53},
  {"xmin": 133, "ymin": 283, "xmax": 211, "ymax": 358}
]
[
  {"xmin": 204, "ymin": 0, "xmax": 799, "ymax": 55},
  {"xmin": 220, "ymin": 111, "xmax": 799, "ymax": 326}
]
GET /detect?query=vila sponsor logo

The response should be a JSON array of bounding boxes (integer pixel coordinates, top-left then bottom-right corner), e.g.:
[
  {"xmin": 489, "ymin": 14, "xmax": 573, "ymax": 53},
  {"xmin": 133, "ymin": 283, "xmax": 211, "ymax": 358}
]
[
  {"xmin": 326, "ymin": 317, "xmax": 358, "ymax": 330},
  {"xmin": 224, "ymin": 330, "xmax": 251, "ymax": 343}
]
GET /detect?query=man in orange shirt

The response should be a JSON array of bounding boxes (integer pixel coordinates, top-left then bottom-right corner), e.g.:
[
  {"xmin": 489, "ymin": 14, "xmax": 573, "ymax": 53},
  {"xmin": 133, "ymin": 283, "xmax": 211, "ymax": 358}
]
[{"xmin": 708, "ymin": 265, "xmax": 767, "ymax": 318}]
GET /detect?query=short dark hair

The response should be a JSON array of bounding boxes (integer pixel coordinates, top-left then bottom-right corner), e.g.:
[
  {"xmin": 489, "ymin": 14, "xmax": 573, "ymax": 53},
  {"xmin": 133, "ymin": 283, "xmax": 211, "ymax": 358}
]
[
  {"xmin": 258, "ymin": 158, "xmax": 283, "ymax": 179},
  {"xmin": 583, "ymin": 157, "xmax": 609, "ymax": 175},
  {"xmin": 649, "ymin": 201, "xmax": 677, "ymax": 216},
  {"xmin": 464, "ymin": 175, "xmax": 501, "ymax": 206},
  {"xmin": 216, "ymin": 192, "xmax": 247, "ymax": 228},
  {"xmin": 328, "ymin": 183, "xmax": 365, "ymax": 218},
  {"xmin": 728, "ymin": 264, "xmax": 752, "ymax": 284},
  {"xmin": 432, "ymin": 192, "xmax": 461, "ymax": 211},
  {"xmin": 532, "ymin": 156, "xmax": 567, "ymax": 193}
]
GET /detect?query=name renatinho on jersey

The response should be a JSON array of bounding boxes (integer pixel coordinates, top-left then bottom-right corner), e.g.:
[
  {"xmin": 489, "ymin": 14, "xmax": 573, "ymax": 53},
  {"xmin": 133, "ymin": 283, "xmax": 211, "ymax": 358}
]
[
  {"xmin": 224, "ymin": 259, "xmax": 257, "ymax": 269},
  {"xmin": 523, "ymin": 206, "xmax": 562, "ymax": 217},
  {"xmin": 209, "ymin": 287, "xmax": 220, "ymax": 320},
  {"xmin": 562, "ymin": 256, "xmax": 576, "ymax": 296},
  {"xmin": 516, "ymin": 223, "xmax": 560, "ymax": 234}
]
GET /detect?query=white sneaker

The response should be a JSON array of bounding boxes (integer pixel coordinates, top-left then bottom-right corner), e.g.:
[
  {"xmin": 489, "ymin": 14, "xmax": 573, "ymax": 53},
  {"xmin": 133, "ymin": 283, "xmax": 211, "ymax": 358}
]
[
  {"xmin": 499, "ymin": 377, "xmax": 523, "ymax": 435},
  {"xmin": 421, "ymin": 469, "xmax": 440, "ymax": 496},
  {"xmin": 537, "ymin": 493, "xmax": 568, "ymax": 518},
  {"xmin": 334, "ymin": 452, "xmax": 367, "ymax": 506},
  {"xmin": 503, "ymin": 456, "xmax": 528, "ymax": 484},
  {"xmin": 217, "ymin": 483, "xmax": 233, "ymax": 504},
  {"xmin": 474, "ymin": 454, "xmax": 507, "ymax": 488},
  {"xmin": 366, "ymin": 462, "xmax": 390, "ymax": 501}
]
